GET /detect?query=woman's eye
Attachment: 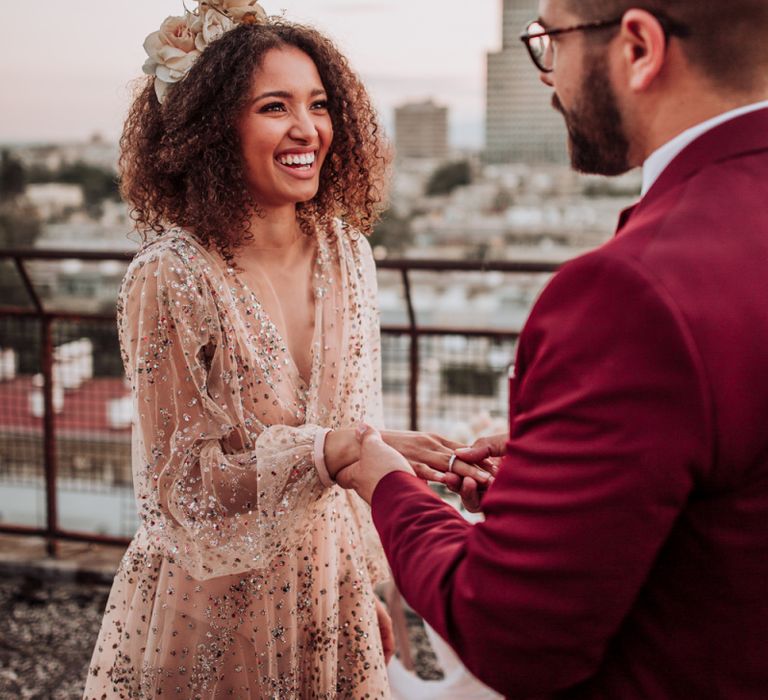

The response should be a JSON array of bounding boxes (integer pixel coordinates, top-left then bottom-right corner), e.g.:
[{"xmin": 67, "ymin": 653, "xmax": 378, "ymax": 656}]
[
  {"xmin": 311, "ymin": 100, "xmax": 329, "ymax": 111},
  {"xmin": 259, "ymin": 102, "xmax": 286, "ymax": 113}
]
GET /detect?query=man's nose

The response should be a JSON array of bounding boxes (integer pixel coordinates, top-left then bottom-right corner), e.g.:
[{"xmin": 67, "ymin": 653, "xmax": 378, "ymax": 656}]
[{"xmin": 539, "ymin": 71, "xmax": 554, "ymax": 88}]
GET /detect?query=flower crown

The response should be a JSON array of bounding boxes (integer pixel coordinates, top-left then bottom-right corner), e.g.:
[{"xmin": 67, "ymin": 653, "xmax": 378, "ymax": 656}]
[{"xmin": 142, "ymin": 1, "xmax": 269, "ymax": 103}]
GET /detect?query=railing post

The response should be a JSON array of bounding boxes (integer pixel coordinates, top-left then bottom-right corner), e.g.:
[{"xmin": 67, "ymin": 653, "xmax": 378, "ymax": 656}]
[
  {"xmin": 400, "ymin": 269, "xmax": 419, "ymax": 431},
  {"xmin": 41, "ymin": 315, "xmax": 59, "ymax": 557},
  {"xmin": 0, "ymin": 250, "xmax": 559, "ymax": 551},
  {"xmin": 12, "ymin": 255, "xmax": 59, "ymax": 556}
]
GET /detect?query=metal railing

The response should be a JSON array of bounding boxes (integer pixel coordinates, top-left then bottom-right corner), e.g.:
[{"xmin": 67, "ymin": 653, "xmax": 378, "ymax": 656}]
[{"xmin": 0, "ymin": 248, "xmax": 559, "ymax": 553}]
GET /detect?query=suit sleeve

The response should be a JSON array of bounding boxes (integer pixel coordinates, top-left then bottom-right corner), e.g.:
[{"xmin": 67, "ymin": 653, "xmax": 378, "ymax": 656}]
[{"xmin": 371, "ymin": 252, "xmax": 712, "ymax": 697}]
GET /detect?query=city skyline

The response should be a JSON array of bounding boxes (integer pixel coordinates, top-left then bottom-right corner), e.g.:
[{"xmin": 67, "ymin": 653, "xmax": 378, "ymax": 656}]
[
  {"xmin": 0, "ymin": 0, "xmax": 544, "ymax": 149},
  {"xmin": 486, "ymin": 0, "xmax": 568, "ymax": 163}
]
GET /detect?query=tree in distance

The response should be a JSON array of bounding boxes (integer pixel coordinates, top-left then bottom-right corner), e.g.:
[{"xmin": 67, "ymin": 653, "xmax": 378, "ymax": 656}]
[{"xmin": 425, "ymin": 160, "xmax": 471, "ymax": 197}]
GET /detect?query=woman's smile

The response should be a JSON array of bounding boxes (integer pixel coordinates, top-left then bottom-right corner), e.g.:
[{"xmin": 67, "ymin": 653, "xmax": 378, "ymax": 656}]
[{"xmin": 274, "ymin": 148, "xmax": 319, "ymax": 179}]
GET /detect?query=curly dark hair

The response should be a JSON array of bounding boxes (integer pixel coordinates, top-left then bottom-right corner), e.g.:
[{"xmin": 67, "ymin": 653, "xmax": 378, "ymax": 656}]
[{"xmin": 120, "ymin": 20, "xmax": 390, "ymax": 261}]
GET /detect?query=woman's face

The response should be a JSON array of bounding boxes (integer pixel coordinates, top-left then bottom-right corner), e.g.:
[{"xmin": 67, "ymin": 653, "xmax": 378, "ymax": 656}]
[{"xmin": 238, "ymin": 46, "xmax": 334, "ymax": 209}]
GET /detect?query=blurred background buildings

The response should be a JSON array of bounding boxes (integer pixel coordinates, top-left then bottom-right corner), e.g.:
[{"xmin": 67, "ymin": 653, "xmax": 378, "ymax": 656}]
[
  {"xmin": 395, "ymin": 100, "xmax": 450, "ymax": 160},
  {"xmin": 486, "ymin": 0, "xmax": 569, "ymax": 163}
]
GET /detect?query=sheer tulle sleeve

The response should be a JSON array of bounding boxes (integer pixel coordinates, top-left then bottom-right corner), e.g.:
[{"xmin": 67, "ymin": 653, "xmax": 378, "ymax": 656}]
[
  {"xmin": 118, "ymin": 248, "xmax": 331, "ymax": 579},
  {"xmin": 341, "ymin": 233, "xmax": 390, "ymax": 585}
]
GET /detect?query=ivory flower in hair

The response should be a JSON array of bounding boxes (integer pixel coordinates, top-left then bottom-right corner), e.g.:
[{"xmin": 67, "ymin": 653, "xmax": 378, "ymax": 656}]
[
  {"xmin": 203, "ymin": 0, "xmax": 268, "ymax": 23},
  {"xmin": 142, "ymin": 15, "xmax": 202, "ymax": 102},
  {"xmin": 141, "ymin": 1, "xmax": 268, "ymax": 103},
  {"xmin": 193, "ymin": 9, "xmax": 236, "ymax": 52}
]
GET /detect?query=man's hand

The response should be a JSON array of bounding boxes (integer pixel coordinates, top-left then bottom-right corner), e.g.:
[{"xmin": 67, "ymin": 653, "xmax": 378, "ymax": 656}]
[
  {"xmin": 334, "ymin": 424, "xmax": 415, "ymax": 503},
  {"xmin": 454, "ymin": 433, "xmax": 507, "ymax": 464},
  {"xmin": 443, "ymin": 433, "xmax": 508, "ymax": 513},
  {"xmin": 381, "ymin": 430, "xmax": 495, "ymax": 486},
  {"xmin": 374, "ymin": 596, "xmax": 395, "ymax": 664}
]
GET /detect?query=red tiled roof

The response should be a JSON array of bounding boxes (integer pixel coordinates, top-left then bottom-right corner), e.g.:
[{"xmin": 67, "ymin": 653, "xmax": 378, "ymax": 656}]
[{"xmin": 0, "ymin": 376, "xmax": 131, "ymax": 435}]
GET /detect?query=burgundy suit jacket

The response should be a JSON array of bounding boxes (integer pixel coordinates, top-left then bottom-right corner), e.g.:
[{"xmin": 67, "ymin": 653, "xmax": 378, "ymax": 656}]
[{"xmin": 372, "ymin": 108, "xmax": 768, "ymax": 699}]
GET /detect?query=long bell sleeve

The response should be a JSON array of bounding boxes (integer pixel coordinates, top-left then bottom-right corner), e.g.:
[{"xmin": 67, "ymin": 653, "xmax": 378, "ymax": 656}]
[
  {"xmin": 118, "ymin": 246, "xmax": 333, "ymax": 580},
  {"xmin": 338, "ymin": 233, "xmax": 390, "ymax": 585}
]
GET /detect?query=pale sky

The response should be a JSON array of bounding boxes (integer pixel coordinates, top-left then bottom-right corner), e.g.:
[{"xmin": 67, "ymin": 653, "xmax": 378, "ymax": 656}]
[{"xmin": 0, "ymin": 1, "xmax": 506, "ymax": 148}]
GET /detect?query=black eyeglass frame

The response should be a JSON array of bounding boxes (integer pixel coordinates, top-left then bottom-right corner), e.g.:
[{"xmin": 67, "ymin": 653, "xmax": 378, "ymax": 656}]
[{"xmin": 519, "ymin": 13, "xmax": 691, "ymax": 73}]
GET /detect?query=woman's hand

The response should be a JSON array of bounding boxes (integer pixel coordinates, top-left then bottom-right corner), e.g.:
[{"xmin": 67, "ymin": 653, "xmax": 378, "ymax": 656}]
[
  {"xmin": 381, "ymin": 430, "xmax": 497, "ymax": 487},
  {"xmin": 374, "ymin": 596, "xmax": 396, "ymax": 664}
]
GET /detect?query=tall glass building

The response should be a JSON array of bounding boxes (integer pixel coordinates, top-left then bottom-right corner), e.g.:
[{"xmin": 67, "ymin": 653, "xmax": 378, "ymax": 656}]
[{"xmin": 485, "ymin": 0, "xmax": 568, "ymax": 164}]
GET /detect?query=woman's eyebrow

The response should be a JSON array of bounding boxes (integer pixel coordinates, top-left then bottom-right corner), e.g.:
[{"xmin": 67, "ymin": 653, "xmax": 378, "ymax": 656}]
[{"xmin": 251, "ymin": 88, "xmax": 327, "ymax": 103}]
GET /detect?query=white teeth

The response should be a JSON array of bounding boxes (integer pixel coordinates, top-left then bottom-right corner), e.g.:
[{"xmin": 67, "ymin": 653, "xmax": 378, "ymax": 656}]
[{"xmin": 277, "ymin": 152, "xmax": 316, "ymax": 167}]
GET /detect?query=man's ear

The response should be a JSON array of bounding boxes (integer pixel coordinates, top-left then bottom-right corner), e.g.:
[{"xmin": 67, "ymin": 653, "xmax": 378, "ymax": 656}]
[{"xmin": 618, "ymin": 9, "xmax": 668, "ymax": 92}]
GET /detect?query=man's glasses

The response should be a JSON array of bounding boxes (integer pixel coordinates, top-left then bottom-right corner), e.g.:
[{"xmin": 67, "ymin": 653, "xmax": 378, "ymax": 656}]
[{"xmin": 520, "ymin": 14, "xmax": 691, "ymax": 73}]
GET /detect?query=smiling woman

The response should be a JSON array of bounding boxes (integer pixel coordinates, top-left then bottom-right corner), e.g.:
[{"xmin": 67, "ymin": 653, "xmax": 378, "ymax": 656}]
[
  {"xmin": 83, "ymin": 3, "xmax": 482, "ymax": 698},
  {"xmin": 83, "ymin": 4, "xmax": 405, "ymax": 699},
  {"xmin": 120, "ymin": 13, "xmax": 388, "ymax": 263},
  {"xmin": 83, "ymin": 4, "xmax": 490, "ymax": 696}
]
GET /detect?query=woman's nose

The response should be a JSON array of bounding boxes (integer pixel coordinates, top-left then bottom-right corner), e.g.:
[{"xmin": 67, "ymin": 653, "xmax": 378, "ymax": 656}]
[{"xmin": 288, "ymin": 108, "xmax": 317, "ymax": 141}]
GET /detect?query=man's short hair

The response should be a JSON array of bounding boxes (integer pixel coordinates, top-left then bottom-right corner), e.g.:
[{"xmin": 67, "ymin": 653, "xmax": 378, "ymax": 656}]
[{"xmin": 570, "ymin": 0, "xmax": 768, "ymax": 92}]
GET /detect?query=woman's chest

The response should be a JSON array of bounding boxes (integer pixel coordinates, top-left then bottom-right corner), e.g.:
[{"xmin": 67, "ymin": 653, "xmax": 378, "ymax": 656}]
[{"xmin": 237, "ymin": 266, "xmax": 316, "ymax": 385}]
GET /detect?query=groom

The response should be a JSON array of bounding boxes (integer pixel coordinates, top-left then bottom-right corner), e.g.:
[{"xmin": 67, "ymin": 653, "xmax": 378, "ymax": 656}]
[{"xmin": 338, "ymin": 1, "xmax": 768, "ymax": 697}]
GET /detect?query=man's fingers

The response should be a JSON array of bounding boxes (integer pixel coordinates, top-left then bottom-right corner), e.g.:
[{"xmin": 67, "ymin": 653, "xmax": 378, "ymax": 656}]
[
  {"xmin": 442, "ymin": 472, "xmax": 462, "ymax": 493},
  {"xmin": 454, "ymin": 444, "xmax": 493, "ymax": 463},
  {"xmin": 480, "ymin": 458, "xmax": 500, "ymax": 476},
  {"xmin": 450, "ymin": 457, "xmax": 494, "ymax": 484},
  {"xmin": 411, "ymin": 462, "xmax": 445, "ymax": 483},
  {"xmin": 460, "ymin": 477, "xmax": 482, "ymax": 513},
  {"xmin": 455, "ymin": 434, "xmax": 507, "ymax": 463}
]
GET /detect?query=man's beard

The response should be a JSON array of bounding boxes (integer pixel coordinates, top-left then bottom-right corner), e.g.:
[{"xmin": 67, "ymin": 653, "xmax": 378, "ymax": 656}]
[{"xmin": 552, "ymin": 54, "xmax": 631, "ymax": 176}]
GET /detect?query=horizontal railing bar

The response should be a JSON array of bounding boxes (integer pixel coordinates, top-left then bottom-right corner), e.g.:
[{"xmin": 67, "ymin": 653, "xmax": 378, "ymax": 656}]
[
  {"xmin": 0, "ymin": 306, "xmax": 117, "ymax": 322},
  {"xmin": 381, "ymin": 325, "xmax": 520, "ymax": 339},
  {"xmin": 1, "ymin": 248, "xmax": 561, "ymax": 274},
  {"xmin": 377, "ymin": 259, "xmax": 560, "ymax": 273},
  {"xmin": 0, "ymin": 311, "xmax": 521, "ymax": 338},
  {"xmin": 0, "ymin": 249, "xmax": 135, "ymax": 262},
  {"xmin": 0, "ymin": 524, "xmax": 130, "ymax": 547}
]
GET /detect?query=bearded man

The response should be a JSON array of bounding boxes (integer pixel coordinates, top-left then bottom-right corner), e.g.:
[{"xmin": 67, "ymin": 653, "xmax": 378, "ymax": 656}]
[{"xmin": 336, "ymin": 1, "xmax": 768, "ymax": 698}]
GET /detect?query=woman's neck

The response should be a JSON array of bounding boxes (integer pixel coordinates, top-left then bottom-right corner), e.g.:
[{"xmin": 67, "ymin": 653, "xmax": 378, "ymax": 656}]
[{"xmin": 239, "ymin": 204, "xmax": 308, "ymax": 267}]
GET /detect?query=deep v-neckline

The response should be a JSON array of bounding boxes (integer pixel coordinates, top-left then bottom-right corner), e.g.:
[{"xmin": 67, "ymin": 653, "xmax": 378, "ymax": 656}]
[
  {"xmin": 235, "ymin": 244, "xmax": 321, "ymax": 390},
  {"xmin": 185, "ymin": 230, "xmax": 323, "ymax": 392}
]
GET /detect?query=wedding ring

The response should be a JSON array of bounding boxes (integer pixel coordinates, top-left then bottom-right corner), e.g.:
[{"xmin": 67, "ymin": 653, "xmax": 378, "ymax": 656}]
[{"xmin": 447, "ymin": 453, "xmax": 458, "ymax": 473}]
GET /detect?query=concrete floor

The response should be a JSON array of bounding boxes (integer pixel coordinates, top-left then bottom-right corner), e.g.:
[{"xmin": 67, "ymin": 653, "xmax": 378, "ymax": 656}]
[{"xmin": 0, "ymin": 535, "xmax": 441, "ymax": 698}]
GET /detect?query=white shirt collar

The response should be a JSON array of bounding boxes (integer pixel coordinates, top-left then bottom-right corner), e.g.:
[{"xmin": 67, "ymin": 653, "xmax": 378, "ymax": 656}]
[{"xmin": 641, "ymin": 99, "xmax": 768, "ymax": 197}]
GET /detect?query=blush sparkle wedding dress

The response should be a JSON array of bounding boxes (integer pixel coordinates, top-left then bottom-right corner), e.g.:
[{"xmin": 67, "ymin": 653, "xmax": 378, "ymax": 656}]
[{"xmin": 84, "ymin": 225, "xmax": 390, "ymax": 699}]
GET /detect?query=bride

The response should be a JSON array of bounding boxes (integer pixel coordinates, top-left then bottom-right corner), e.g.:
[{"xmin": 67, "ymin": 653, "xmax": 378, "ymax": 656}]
[{"xmin": 84, "ymin": 2, "xmax": 491, "ymax": 698}]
